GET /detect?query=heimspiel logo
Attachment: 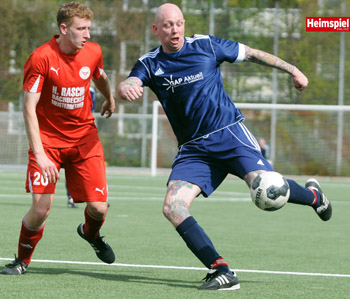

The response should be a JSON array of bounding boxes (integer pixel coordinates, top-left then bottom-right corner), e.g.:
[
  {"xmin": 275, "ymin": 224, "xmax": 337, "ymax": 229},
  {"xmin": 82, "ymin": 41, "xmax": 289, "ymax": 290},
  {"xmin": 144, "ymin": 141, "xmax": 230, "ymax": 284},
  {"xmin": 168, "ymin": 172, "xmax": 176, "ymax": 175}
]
[
  {"xmin": 163, "ymin": 72, "xmax": 204, "ymax": 93},
  {"xmin": 79, "ymin": 66, "xmax": 91, "ymax": 80}
]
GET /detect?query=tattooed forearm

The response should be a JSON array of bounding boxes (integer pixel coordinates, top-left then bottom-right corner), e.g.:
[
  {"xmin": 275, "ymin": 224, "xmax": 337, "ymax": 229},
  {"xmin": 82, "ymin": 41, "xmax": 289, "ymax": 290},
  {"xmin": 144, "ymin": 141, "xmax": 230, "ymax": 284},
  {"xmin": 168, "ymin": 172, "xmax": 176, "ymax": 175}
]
[
  {"xmin": 125, "ymin": 77, "xmax": 141, "ymax": 86},
  {"xmin": 245, "ymin": 46, "xmax": 295, "ymax": 75}
]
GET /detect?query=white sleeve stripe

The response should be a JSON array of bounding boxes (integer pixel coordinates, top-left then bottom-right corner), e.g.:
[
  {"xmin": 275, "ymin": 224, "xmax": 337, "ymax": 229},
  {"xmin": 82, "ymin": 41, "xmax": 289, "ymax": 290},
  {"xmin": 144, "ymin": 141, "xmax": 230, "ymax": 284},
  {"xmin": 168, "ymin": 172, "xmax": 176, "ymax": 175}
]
[
  {"xmin": 140, "ymin": 47, "xmax": 160, "ymax": 61},
  {"xmin": 185, "ymin": 34, "xmax": 209, "ymax": 43},
  {"xmin": 208, "ymin": 37, "xmax": 217, "ymax": 60},
  {"xmin": 234, "ymin": 43, "xmax": 245, "ymax": 64},
  {"xmin": 29, "ymin": 75, "xmax": 41, "ymax": 92},
  {"xmin": 140, "ymin": 60, "xmax": 151, "ymax": 79}
]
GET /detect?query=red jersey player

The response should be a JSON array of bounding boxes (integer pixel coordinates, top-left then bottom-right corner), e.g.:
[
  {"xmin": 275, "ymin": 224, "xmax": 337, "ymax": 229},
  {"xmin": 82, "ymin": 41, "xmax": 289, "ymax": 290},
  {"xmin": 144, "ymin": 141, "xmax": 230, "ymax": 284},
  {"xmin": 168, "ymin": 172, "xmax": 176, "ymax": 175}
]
[{"xmin": 2, "ymin": 2, "xmax": 116, "ymax": 275}]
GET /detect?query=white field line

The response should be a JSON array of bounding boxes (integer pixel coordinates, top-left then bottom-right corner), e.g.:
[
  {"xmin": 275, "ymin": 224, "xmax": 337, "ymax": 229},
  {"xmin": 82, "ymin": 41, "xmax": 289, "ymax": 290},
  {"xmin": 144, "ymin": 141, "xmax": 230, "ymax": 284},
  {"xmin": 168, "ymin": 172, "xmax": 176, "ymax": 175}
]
[{"xmin": 0, "ymin": 257, "xmax": 349, "ymax": 278}]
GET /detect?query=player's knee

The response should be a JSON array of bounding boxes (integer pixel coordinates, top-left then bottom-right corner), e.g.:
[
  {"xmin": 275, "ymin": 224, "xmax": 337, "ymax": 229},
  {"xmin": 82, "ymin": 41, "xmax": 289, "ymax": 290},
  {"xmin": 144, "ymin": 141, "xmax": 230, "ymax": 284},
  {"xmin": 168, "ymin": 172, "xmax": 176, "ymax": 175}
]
[
  {"xmin": 162, "ymin": 204, "xmax": 172, "ymax": 220},
  {"xmin": 162, "ymin": 205, "xmax": 177, "ymax": 221},
  {"xmin": 162, "ymin": 199, "xmax": 190, "ymax": 223},
  {"xmin": 86, "ymin": 202, "xmax": 108, "ymax": 220},
  {"xmin": 33, "ymin": 205, "xmax": 51, "ymax": 221},
  {"xmin": 31, "ymin": 194, "xmax": 53, "ymax": 222}
]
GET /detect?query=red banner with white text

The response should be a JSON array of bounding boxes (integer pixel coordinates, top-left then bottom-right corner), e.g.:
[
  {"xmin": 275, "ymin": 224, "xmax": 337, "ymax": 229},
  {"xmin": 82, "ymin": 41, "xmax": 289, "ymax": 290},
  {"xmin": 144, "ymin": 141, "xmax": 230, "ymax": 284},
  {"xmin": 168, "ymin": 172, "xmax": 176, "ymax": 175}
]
[{"xmin": 306, "ymin": 17, "xmax": 350, "ymax": 32}]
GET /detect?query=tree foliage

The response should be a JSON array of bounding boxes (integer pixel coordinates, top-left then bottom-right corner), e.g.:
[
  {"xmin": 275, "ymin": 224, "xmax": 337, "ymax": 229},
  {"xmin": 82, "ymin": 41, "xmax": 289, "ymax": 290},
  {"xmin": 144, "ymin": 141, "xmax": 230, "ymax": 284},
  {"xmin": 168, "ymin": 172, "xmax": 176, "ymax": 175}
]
[{"xmin": 0, "ymin": 0, "xmax": 349, "ymax": 108}]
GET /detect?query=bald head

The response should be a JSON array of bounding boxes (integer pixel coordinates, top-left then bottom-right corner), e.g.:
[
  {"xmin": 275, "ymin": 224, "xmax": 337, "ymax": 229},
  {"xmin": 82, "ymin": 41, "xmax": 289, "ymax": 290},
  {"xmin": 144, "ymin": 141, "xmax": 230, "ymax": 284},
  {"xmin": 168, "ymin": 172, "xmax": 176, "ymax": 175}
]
[
  {"xmin": 153, "ymin": 3, "xmax": 185, "ymax": 53},
  {"xmin": 154, "ymin": 3, "xmax": 184, "ymax": 25}
]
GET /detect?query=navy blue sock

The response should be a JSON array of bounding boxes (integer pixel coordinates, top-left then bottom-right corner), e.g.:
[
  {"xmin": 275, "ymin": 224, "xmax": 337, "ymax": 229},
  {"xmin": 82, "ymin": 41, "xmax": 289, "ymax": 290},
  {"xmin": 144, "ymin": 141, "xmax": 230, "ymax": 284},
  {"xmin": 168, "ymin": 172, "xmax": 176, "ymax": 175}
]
[
  {"xmin": 176, "ymin": 216, "xmax": 223, "ymax": 269},
  {"xmin": 287, "ymin": 179, "xmax": 319, "ymax": 207}
]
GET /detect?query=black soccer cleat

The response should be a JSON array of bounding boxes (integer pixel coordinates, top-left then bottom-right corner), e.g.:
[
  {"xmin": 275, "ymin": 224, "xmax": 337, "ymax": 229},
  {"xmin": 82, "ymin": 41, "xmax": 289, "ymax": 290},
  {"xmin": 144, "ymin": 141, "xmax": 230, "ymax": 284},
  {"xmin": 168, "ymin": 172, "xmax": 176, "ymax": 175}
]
[
  {"xmin": 198, "ymin": 269, "xmax": 240, "ymax": 290},
  {"xmin": 2, "ymin": 256, "xmax": 28, "ymax": 275},
  {"xmin": 77, "ymin": 223, "xmax": 115, "ymax": 264},
  {"xmin": 306, "ymin": 178, "xmax": 332, "ymax": 221}
]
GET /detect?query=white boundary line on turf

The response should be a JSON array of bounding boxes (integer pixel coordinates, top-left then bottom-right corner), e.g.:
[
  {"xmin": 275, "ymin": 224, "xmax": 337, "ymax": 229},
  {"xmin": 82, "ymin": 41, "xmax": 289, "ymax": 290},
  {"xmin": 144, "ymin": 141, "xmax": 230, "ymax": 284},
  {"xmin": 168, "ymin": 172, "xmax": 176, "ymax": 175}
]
[{"xmin": 1, "ymin": 258, "xmax": 349, "ymax": 278}]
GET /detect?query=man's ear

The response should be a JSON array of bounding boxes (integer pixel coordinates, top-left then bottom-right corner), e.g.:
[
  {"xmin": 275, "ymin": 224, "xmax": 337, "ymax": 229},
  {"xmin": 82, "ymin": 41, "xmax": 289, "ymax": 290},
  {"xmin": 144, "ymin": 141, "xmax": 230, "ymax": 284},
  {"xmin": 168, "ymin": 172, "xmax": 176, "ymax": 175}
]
[
  {"xmin": 152, "ymin": 24, "xmax": 158, "ymax": 36},
  {"xmin": 59, "ymin": 23, "xmax": 67, "ymax": 35}
]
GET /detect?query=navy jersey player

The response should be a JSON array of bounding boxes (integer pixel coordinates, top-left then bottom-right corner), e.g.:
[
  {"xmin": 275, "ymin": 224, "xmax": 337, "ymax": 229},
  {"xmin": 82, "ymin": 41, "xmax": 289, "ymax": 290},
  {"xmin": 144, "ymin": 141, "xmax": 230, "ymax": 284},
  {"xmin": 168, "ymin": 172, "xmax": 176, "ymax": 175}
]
[{"xmin": 117, "ymin": 3, "xmax": 332, "ymax": 291}]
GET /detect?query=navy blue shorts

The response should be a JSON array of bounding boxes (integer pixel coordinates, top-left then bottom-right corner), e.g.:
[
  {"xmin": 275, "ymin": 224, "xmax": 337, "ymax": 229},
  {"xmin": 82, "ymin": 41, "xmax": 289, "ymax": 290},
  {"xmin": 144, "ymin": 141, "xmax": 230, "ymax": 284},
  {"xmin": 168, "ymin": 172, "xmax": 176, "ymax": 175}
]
[{"xmin": 168, "ymin": 122, "xmax": 274, "ymax": 197}]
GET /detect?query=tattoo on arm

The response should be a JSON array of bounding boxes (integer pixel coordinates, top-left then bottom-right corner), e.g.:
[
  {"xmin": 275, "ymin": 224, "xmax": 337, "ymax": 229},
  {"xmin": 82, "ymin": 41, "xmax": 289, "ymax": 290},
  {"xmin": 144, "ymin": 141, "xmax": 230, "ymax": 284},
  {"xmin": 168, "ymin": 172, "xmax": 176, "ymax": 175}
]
[
  {"xmin": 245, "ymin": 47, "xmax": 295, "ymax": 74},
  {"xmin": 125, "ymin": 77, "xmax": 141, "ymax": 87}
]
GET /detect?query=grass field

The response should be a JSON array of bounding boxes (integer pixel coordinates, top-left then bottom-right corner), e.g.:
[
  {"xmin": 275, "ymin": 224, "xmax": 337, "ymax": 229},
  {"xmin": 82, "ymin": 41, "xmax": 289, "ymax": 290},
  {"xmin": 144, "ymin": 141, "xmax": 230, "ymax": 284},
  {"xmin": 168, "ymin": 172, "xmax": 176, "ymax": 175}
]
[{"xmin": 0, "ymin": 167, "xmax": 349, "ymax": 299}]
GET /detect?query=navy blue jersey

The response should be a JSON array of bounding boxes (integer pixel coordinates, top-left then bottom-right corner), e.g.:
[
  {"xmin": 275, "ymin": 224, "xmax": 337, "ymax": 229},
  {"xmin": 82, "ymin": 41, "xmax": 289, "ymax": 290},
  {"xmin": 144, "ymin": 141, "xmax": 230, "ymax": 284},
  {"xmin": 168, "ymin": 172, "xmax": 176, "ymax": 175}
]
[{"xmin": 129, "ymin": 34, "xmax": 245, "ymax": 146}]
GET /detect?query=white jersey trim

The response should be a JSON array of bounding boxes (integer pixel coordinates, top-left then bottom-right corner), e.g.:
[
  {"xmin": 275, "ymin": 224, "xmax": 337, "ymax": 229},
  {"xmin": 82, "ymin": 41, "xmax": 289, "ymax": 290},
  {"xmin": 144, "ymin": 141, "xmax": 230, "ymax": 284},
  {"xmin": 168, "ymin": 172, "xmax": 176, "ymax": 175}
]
[
  {"xmin": 186, "ymin": 35, "xmax": 216, "ymax": 59},
  {"xmin": 139, "ymin": 47, "xmax": 160, "ymax": 61},
  {"xmin": 139, "ymin": 47, "xmax": 160, "ymax": 79},
  {"xmin": 29, "ymin": 74, "xmax": 41, "ymax": 93},
  {"xmin": 179, "ymin": 118, "xmax": 245, "ymax": 147},
  {"xmin": 235, "ymin": 122, "xmax": 260, "ymax": 150},
  {"xmin": 185, "ymin": 34, "xmax": 209, "ymax": 43},
  {"xmin": 234, "ymin": 43, "xmax": 245, "ymax": 64}
]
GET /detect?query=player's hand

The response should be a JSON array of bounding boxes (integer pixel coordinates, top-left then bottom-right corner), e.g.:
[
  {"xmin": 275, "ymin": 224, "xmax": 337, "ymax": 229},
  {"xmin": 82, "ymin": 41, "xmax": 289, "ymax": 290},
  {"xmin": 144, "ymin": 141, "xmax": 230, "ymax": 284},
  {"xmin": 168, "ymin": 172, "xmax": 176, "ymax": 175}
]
[
  {"xmin": 292, "ymin": 68, "xmax": 309, "ymax": 91},
  {"xmin": 119, "ymin": 83, "xmax": 143, "ymax": 102},
  {"xmin": 35, "ymin": 152, "xmax": 59, "ymax": 183},
  {"xmin": 101, "ymin": 97, "xmax": 116, "ymax": 118}
]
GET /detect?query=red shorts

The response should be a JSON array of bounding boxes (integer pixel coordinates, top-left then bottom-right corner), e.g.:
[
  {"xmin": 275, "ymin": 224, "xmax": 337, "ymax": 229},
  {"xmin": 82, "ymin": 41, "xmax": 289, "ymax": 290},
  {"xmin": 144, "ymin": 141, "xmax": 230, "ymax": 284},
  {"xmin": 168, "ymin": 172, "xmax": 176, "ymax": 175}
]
[{"xmin": 26, "ymin": 139, "xmax": 107, "ymax": 203}]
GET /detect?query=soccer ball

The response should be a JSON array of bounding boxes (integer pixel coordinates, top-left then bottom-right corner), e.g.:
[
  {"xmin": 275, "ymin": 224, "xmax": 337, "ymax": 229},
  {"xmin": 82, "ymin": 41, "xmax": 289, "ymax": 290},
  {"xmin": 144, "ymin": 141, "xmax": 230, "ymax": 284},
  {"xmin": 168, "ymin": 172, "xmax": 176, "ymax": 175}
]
[{"xmin": 250, "ymin": 172, "xmax": 290, "ymax": 211}]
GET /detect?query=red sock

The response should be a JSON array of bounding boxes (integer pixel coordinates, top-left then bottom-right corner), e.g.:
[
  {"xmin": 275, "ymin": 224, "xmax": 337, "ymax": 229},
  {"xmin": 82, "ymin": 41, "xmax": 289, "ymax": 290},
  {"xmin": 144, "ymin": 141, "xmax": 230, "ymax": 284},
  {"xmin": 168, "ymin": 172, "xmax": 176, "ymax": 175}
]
[
  {"xmin": 211, "ymin": 257, "xmax": 233, "ymax": 274},
  {"xmin": 308, "ymin": 188, "xmax": 319, "ymax": 206},
  {"xmin": 18, "ymin": 220, "xmax": 45, "ymax": 265},
  {"xmin": 211, "ymin": 257, "xmax": 229, "ymax": 269},
  {"xmin": 83, "ymin": 207, "xmax": 105, "ymax": 240}
]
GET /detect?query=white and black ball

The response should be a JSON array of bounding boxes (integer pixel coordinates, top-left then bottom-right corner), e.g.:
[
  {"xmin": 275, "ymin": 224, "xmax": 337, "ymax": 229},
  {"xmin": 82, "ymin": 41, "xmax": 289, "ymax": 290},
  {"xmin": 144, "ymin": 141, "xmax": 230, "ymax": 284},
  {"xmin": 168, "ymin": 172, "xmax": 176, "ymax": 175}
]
[{"xmin": 250, "ymin": 172, "xmax": 290, "ymax": 211}]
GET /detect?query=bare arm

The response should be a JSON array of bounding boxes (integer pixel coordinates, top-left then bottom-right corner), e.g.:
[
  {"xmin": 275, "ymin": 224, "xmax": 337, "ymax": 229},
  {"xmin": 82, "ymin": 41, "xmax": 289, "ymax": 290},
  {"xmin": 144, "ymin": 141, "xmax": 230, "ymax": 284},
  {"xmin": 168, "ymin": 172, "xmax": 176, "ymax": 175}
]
[
  {"xmin": 244, "ymin": 45, "xmax": 309, "ymax": 91},
  {"xmin": 23, "ymin": 91, "xmax": 59, "ymax": 182},
  {"xmin": 117, "ymin": 77, "xmax": 143, "ymax": 102},
  {"xmin": 92, "ymin": 71, "xmax": 116, "ymax": 118}
]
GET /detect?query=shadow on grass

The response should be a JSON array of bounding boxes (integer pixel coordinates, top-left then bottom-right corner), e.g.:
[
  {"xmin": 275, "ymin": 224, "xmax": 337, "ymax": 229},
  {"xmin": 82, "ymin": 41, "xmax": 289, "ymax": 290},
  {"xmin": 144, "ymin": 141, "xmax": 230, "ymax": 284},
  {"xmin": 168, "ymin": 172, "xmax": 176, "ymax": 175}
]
[{"xmin": 29, "ymin": 265, "xmax": 201, "ymax": 289}]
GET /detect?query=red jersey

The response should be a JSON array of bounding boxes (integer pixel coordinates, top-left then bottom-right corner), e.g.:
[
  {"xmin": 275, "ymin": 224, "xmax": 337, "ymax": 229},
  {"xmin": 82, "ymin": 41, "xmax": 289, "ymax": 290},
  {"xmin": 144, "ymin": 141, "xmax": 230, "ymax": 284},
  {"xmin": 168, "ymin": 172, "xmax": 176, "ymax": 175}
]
[{"xmin": 23, "ymin": 35, "xmax": 103, "ymax": 147}]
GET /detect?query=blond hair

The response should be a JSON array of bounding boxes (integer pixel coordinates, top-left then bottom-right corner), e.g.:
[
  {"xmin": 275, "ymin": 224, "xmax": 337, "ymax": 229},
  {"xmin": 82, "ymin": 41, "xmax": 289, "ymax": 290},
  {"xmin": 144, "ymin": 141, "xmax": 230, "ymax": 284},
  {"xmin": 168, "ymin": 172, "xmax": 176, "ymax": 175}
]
[{"xmin": 57, "ymin": 1, "xmax": 93, "ymax": 28}]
